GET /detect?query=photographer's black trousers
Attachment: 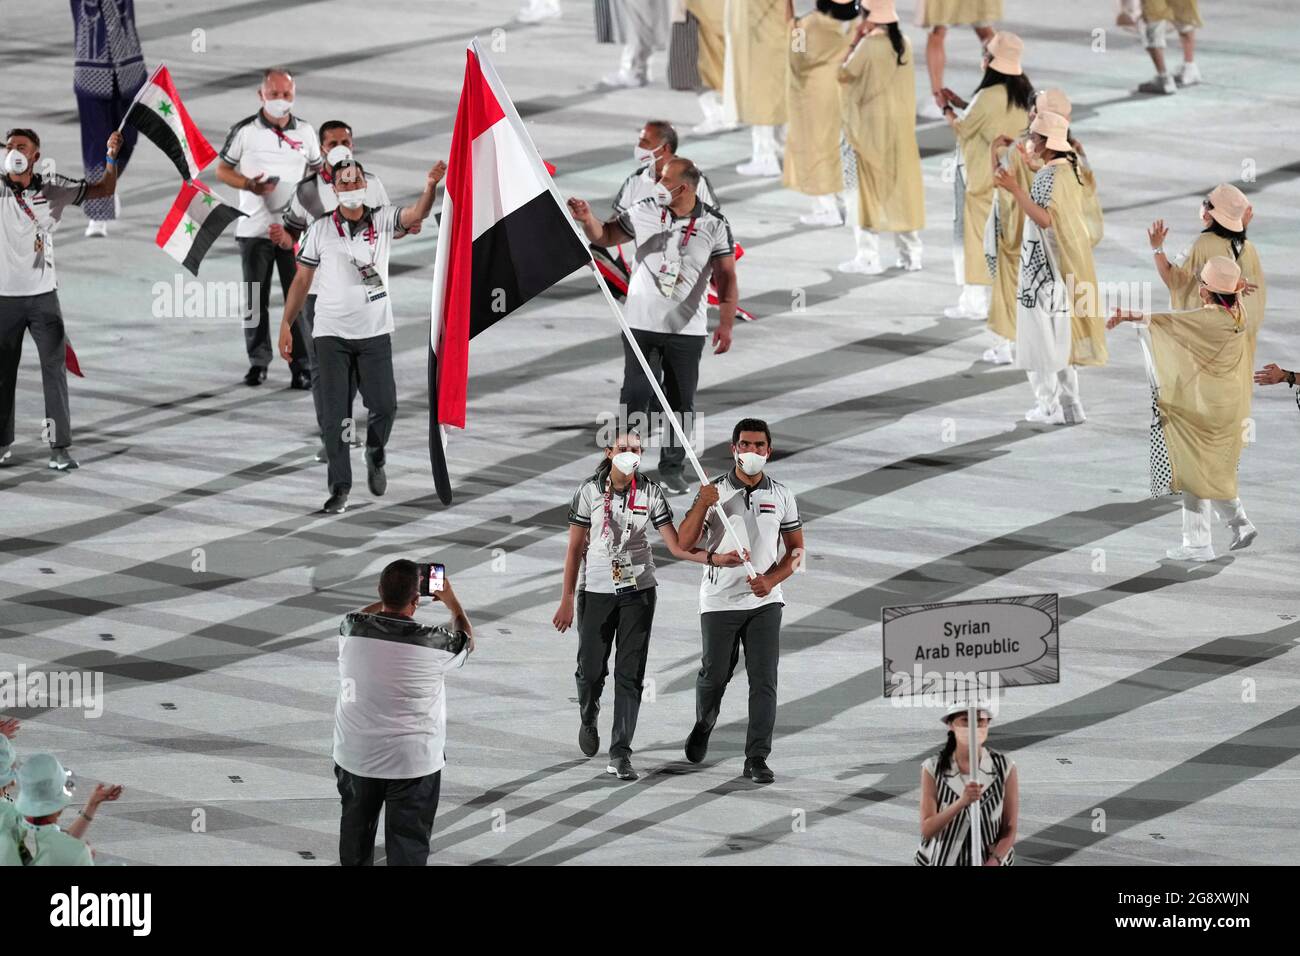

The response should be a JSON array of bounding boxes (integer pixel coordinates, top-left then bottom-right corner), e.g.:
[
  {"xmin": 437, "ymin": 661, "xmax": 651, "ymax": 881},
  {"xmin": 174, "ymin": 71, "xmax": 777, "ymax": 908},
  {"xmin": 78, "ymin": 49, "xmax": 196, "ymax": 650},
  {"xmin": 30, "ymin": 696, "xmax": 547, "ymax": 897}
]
[
  {"xmin": 335, "ymin": 764, "xmax": 441, "ymax": 866},
  {"xmin": 575, "ymin": 587, "xmax": 656, "ymax": 759}
]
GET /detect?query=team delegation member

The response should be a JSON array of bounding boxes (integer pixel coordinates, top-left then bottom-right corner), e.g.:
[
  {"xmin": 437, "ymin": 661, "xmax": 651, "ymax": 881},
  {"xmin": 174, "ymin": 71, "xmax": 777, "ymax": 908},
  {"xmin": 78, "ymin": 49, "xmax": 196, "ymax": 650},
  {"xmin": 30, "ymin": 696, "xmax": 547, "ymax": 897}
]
[
  {"xmin": 614, "ymin": 121, "xmax": 718, "ymax": 216},
  {"xmin": 916, "ymin": 703, "xmax": 1018, "ymax": 866},
  {"xmin": 941, "ymin": 32, "xmax": 1029, "ymax": 321},
  {"xmin": 278, "ymin": 158, "xmax": 445, "ymax": 514},
  {"xmin": 677, "ymin": 418, "xmax": 804, "ymax": 784},
  {"xmin": 217, "ymin": 67, "xmax": 322, "ymax": 389},
  {"xmin": 995, "ymin": 110, "xmax": 1106, "ymax": 426},
  {"xmin": 726, "ymin": 0, "xmax": 789, "ymax": 177},
  {"xmin": 1108, "ymin": 257, "xmax": 1258, "ymax": 561},
  {"xmin": 783, "ymin": 0, "xmax": 857, "ymax": 228},
  {"xmin": 687, "ymin": 0, "xmax": 731, "ymax": 133},
  {"xmin": 1137, "ymin": 0, "xmax": 1203, "ymax": 95},
  {"xmin": 837, "ymin": 0, "xmax": 924, "ymax": 274},
  {"xmin": 272, "ymin": 121, "xmax": 394, "ymax": 463},
  {"xmin": 553, "ymin": 431, "xmax": 745, "ymax": 781},
  {"xmin": 569, "ymin": 158, "xmax": 738, "ymax": 496},
  {"xmin": 1, "ymin": 128, "xmax": 124, "ymax": 472},
  {"xmin": 915, "ymin": 0, "xmax": 1000, "ymax": 119},
  {"xmin": 333, "ymin": 560, "xmax": 473, "ymax": 866}
]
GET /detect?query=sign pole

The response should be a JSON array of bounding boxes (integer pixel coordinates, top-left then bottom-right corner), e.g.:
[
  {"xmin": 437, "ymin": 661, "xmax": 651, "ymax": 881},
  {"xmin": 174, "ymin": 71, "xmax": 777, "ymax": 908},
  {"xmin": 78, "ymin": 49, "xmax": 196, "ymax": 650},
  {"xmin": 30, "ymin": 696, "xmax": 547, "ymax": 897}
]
[{"xmin": 967, "ymin": 677, "xmax": 982, "ymax": 867}]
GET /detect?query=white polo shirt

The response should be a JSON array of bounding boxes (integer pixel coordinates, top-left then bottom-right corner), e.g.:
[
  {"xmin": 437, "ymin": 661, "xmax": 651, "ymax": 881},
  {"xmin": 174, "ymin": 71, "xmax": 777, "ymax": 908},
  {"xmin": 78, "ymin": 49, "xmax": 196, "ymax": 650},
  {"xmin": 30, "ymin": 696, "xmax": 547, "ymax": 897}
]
[
  {"xmin": 567, "ymin": 469, "xmax": 675, "ymax": 593},
  {"xmin": 297, "ymin": 204, "xmax": 406, "ymax": 339},
  {"xmin": 218, "ymin": 111, "xmax": 322, "ymax": 239},
  {"xmin": 333, "ymin": 611, "xmax": 470, "ymax": 780},
  {"xmin": 696, "ymin": 469, "xmax": 802, "ymax": 613},
  {"xmin": 616, "ymin": 197, "xmax": 733, "ymax": 337},
  {"xmin": 0, "ymin": 173, "xmax": 86, "ymax": 296}
]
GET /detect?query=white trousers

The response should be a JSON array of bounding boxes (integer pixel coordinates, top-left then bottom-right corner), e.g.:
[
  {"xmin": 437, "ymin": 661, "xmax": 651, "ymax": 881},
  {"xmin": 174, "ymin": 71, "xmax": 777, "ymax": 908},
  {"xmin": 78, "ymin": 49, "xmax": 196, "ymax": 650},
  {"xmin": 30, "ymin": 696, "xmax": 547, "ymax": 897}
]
[
  {"xmin": 1181, "ymin": 492, "xmax": 1249, "ymax": 548},
  {"xmin": 751, "ymin": 124, "xmax": 780, "ymax": 160},
  {"xmin": 617, "ymin": 0, "xmax": 662, "ymax": 78},
  {"xmin": 850, "ymin": 225, "xmax": 922, "ymax": 260},
  {"xmin": 1026, "ymin": 366, "xmax": 1080, "ymax": 414}
]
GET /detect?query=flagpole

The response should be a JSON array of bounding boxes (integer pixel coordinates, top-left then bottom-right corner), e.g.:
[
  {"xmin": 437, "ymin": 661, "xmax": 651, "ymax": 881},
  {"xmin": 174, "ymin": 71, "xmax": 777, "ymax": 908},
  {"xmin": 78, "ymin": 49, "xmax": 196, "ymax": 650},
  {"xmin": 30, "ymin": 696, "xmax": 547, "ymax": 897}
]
[
  {"xmin": 583, "ymin": 262, "xmax": 757, "ymax": 578},
  {"xmin": 117, "ymin": 63, "xmax": 163, "ymax": 134}
]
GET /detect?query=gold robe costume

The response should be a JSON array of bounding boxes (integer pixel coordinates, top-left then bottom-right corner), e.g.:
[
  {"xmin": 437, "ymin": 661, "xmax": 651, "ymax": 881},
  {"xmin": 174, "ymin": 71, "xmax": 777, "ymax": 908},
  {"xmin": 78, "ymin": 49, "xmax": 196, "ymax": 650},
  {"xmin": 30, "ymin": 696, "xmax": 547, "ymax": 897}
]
[
  {"xmin": 1149, "ymin": 302, "xmax": 1250, "ymax": 500},
  {"xmin": 839, "ymin": 31, "xmax": 925, "ymax": 232},
  {"xmin": 784, "ymin": 10, "xmax": 855, "ymax": 196},
  {"xmin": 724, "ymin": 0, "xmax": 788, "ymax": 126},
  {"xmin": 954, "ymin": 85, "xmax": 1027, "ymax": 285},
  {"xmin": 1165, "ymin": 233, "xmax": 1266, "ymax": 360},
  {"xmin": 915, "ymin": 0, "xmax": 1004, "ymax": 28},
  {"xmin": 687, "ymin": 0, "xmax": 727, "ymax": 91}
]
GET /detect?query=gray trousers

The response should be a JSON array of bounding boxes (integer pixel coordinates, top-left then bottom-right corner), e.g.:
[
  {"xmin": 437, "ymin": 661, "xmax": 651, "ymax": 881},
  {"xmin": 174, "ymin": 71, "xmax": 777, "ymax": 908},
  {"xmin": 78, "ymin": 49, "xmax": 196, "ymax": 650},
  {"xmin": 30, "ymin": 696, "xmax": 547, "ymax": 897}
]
[
  {"xmin": 696, "ymin": 603, "xmax": 782, "ymax": 760},
  {"xmin": 239, "ymin": 236, "xmax": 307, "ymax": 372},
  {"xmin": 335, "ymin": 764, "xmax": 441, "ymax": 867},
  {"xmin": 315, "ymin": 333, "xmax": 397, "ymax": 493},
  {"xmin": 0, "ymin": 291, "xmax": 71, "ymax": 448},
  {"xmin": 299, "ymin": 295, "xmax": 359, "ymax": 438}
]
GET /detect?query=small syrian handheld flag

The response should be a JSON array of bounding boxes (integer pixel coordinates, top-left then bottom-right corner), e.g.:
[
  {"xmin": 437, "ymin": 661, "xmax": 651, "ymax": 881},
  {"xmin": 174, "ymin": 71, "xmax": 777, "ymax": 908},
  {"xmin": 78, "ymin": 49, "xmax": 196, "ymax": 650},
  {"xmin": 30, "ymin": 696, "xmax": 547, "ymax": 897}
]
[
  {"xmin": 123, "ymin": 64, "xmax": 217, "ymax": 180},
  {"xmin": 156, "ymin": 179, "xmax": 244, "ymax": 276},
  {"xmin": 428, "ymin": 38, "xmax": 591, "ymax": 504}
]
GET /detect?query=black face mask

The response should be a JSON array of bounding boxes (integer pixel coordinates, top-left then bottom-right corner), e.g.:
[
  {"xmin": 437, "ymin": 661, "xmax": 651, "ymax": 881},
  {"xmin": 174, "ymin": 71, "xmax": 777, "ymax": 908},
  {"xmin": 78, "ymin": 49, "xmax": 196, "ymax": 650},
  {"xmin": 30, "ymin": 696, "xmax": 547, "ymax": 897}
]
[{"xmin": 818, "ymin": 0, "xmax": 862, "ymax": 20}]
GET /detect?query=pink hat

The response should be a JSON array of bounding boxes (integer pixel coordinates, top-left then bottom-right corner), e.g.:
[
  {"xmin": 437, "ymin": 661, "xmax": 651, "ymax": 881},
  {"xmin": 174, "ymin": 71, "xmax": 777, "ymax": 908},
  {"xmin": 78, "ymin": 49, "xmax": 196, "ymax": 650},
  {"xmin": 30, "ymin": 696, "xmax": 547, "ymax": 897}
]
[
  {"xmin": 1200, "ymin": 256, "xmax": 1246, "ymax": 295},
  {"xmin": 1205, "ymin": 183, "xmax": 1248, "ymax": 232},
  {"xmin": 865, "ymin": 0, "xmax": 899, "ymax": 23},
  {"xmin": 986, "ymin": 32, "xmax": 1024, "ymax": 76},
  {"xmin": 1030, "ymin": 110, "xmax": 1071, "ymax": 152},
  {"xmin": 1035, "ymin": 87, "xmax": 1072, "ymax": 121}
]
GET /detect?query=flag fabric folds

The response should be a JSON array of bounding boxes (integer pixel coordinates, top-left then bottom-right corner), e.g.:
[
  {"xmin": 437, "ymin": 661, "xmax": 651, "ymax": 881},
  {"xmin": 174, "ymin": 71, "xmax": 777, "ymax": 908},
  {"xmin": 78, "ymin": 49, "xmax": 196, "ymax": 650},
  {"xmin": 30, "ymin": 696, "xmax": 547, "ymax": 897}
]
[
  {"xmin": 156, "ymin": 179, "xmax": 245, "ymax": 275},
  {"xmin": 124, "ymin": 64, "xmax": 217, "ymax": 181}
]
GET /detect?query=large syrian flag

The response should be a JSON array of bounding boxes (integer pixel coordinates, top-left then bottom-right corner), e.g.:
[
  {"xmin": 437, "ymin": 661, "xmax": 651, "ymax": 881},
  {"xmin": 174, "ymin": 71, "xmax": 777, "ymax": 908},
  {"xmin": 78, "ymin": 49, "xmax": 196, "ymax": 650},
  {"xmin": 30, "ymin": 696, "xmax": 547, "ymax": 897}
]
[
  {"xmin": 428, "ymin": 38, "xmax": 591, "ymax": 504},
  {"xmin": 123, "ymin": 64, "xmax": 217, "ymax": 180},
  {"xmin": 156, "ymin": 179, "xmax": 245, "ymax": 275}
]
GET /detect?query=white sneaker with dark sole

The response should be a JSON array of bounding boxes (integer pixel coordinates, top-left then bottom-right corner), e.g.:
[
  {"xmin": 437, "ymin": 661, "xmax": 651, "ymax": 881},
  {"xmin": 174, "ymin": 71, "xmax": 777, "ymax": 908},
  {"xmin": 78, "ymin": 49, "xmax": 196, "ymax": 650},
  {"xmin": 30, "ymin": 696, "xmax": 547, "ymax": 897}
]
[
  {"xmin": 1025, "ymin": 405, "xmax": 1066, "ymax": 425},
  {"xmin": 1229, "ymin": 525, "xmax": 1257, "ymax": 551},
  {"xmin": 1166, "ymin": 545, "xmax": 1215, "ymax": 562}
]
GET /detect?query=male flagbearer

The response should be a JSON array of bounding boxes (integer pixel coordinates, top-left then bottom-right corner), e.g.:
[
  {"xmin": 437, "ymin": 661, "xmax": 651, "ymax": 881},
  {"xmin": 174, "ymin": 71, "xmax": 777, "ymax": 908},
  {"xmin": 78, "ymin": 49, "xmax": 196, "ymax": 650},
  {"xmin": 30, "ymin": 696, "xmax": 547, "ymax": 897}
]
[{"xmin": 0, "ymin": 128, "xmax": 124, "ymax": 471}]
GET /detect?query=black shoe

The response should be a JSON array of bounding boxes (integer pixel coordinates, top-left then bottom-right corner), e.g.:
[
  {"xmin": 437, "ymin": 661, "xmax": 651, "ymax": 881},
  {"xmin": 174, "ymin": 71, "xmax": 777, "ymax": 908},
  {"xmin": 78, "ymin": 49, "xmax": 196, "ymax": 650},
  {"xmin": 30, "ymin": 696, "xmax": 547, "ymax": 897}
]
[
  {"xmin": 606, "ymin": 756, "xmax": 638, "ymax": 781},
  {"xmin": 744, "ymin": 756, "xmax": 775, "ymax": 784},
  {"xmin": 290, "ymin": 369, "xmax": 312, "ymax": 390},
  {"xmin": 365, "ymin": 448, "xmax": 387, "ymax": 496},
  {"xmin": 323, "ymin": 488, "xmax": 349, "ymax": 514},
  {"xmin": 685, "ymin": 722, "xmax": 711, "ymax": 764},
  {"xmin": 659, "ymin": 471, "xmax": 690, "ymax": 495},
  {"xmin": 244, "ymin": 365, "xmax": 267, "ymax": 386},
  {"xmin": 578, "ymin": 723, "xmax": 599, "ymax": 758},
  {"xmin": 48, "ymin": 448, "xmax": 79, "ymax": 471}
]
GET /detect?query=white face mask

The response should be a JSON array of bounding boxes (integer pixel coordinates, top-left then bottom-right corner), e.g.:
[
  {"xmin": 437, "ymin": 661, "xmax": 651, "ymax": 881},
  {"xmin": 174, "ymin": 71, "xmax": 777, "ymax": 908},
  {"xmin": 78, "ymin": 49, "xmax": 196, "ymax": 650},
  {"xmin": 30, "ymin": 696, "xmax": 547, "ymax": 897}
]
[
  {"xmin": 735, "ymin": 451, "xmax": 766, "ymax": 476},
  {"xmin": 325, "ymin": 145, "xmax": 353, "ymax": 168},
  {"xmin": 262, "ymin": 97, "xmax": 293, "ymax": 118},
  {"xmin": 3, "ymin": 149, "xmax": 29, "ymax": 175},
  {"xmin": 611, "ymin": 451, "xmax": 641, "ymax": 475},
  {"xmin": 633, "ymin": 142, "xmax": 661, "ymax": 165},
  {"xmin": 336, "ymin": 189, "xmax": 366, "ymax": 209},
  {"xmin": 653, "ymin": 182, "xmax": 676, "ymax": 207}
]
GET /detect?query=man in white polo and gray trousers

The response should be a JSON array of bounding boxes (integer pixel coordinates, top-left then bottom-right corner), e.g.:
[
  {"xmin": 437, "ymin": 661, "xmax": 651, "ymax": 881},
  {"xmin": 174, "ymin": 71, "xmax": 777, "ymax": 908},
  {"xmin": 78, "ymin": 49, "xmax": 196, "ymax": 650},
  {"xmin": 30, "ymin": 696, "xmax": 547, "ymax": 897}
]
[{"xmin": 333, "ymin": 559, "xmax": 473, "ymax": 866}]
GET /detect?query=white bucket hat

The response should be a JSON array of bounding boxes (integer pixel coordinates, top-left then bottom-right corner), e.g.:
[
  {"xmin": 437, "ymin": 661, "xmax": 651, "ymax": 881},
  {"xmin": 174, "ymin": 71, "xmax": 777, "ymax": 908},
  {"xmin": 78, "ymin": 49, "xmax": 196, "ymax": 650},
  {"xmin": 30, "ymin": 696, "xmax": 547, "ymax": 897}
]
[
  {"xmin": 986, "ymin": 32, "xmax": 1024, "ymax": 76},
  {"xmin": 941, "ymin": 702, "xmax": 994, "ymax": 724},
  {"xmin": 14, "ymin": 753, "xmax": 76, "ymax": 818}
]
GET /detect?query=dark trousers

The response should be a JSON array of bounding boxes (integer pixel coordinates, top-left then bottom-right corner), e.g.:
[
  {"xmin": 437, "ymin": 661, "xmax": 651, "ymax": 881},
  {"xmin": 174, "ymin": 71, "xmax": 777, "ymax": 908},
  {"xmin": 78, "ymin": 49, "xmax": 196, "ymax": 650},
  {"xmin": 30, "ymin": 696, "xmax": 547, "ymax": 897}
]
[
  {"xmin": 76, "ymin": 82, "xmax": 139, "ymax": 222},
  {"xmin": 696, "ymin": 604, "xmax": 783, "ymax": 760},
  {"xmin": 238, "ymin": 236, "xmax": 306, "ymax": 372},
  {"xmin": 0, "ymin": 292, "xmax": 71, "ymax": 449},
  {"xmin": 576, "ymin": 588, "xmax": 656, "ymax": 759},
  {"xmin": 299, "ymin": 295, "xmax": 358, "ymax": 437},
  {"xmin": 619, "ymin": 328, "xmax": 705, "ymax": 476},
  {"xmin": 335, "ymin": 764, "xmax": 442, "ymax": 866},
  {"xmin": 316, "ymin": 333, "xmax": 397, "ymax": 493}
]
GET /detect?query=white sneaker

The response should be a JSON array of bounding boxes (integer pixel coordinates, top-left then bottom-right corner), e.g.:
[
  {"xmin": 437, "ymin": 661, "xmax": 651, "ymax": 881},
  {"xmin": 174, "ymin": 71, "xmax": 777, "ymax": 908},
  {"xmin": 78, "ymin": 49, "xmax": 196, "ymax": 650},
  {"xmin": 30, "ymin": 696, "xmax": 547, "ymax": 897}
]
[
  {"xmin": 602, "ymin": 70, "xmax": 647, "ymax": 89},
  {"xmin": 1166, "ymin": 544, "xmax": 1215, "ymax": 562},
  {"xmin": 1138, "ymin": 73, "xmax": 1177, "ymax": 95},
  {"xmin": 799, "ymin": 208, "xmax": 843, "ymax": 227},
  {"xmin": 1025, "ymin": 404, "xmax": 1065, "ymax": 425},
  {"xmin": 517, "ymin": 0, "xmax": 560, "ymax": 23},
  {"xmin": 943, "ymin": 304, "xmax": 976, "ymax": 319},
  {"xmin": 84, "ymin": 220, "xmax": 108, "ymax": 238},
  {"xmin": 894, "ymin": 254, "xmax": 922, "ymax": 272},
  {"xmin": 735, "ymin": 155, "xmax": 781, "ymax": 177},
  {"xmin": 1063, "ymin": 402, "xmax": 1087, "ymax": 424},
  {"xmin": 838, "ymin": 255, "xmax": 885, "ymax": 275},
  {"xmin": 1175, "ymin": 62, "xmax": 1202, "ymax": 87},
  {"xmin": 692, "ymin": 116, "xmax": 735, "ymax": 135},
  {"xmin": 1229, "ymin": 523, "xmax": 1257, "ymax": 551},
  {"xmin": 981, "ymin": 341, "xmax": 1014, "ymax": 365}
]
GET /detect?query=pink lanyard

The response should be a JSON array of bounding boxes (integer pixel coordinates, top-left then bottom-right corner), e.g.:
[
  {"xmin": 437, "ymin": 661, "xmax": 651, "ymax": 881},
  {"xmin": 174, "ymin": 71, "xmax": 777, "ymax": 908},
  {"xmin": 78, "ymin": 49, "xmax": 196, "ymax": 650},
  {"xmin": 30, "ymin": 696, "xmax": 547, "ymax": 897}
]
[
  {"xmin": 269, "ymin": 124, "xmax": 303, "ymax": 151},
  {"xmin": 601, "ymin": 474, "xmax": 637, "ymax": 542}
]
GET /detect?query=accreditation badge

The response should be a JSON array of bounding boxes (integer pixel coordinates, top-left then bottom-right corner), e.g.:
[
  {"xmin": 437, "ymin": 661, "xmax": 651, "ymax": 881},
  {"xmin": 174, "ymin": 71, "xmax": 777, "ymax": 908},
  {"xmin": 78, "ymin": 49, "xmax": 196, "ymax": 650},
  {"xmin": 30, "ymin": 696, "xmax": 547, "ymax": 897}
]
[
  {"xmin": 356, "ymin": 262, "xmax": 387, "ymax": 302},
  {"xmin": 610, "ymin": 552, "xmax": 637, "ymax": 594},
  {"xmin": 654, "ymin": 259, "xmax": 681, "ymax": 298}
]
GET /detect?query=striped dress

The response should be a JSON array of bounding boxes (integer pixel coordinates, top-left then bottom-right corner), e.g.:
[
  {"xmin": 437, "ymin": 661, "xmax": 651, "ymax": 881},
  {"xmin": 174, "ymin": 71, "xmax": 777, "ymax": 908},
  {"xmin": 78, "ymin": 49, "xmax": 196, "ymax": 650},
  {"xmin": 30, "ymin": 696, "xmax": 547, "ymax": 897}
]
[{"xmin": 916, "ymin": 749, "xmax": 1015, "ymax": 866}]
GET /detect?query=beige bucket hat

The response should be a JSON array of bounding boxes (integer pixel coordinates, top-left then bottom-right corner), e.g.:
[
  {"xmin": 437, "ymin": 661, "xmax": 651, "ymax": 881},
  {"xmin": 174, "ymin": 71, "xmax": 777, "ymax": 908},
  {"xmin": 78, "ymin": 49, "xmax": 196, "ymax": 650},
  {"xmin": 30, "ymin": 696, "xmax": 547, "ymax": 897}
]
[
  {"xmin": 1200, "ymin": 255, "xmax": 1246, "ymax": 295},
  {"xmin": 1035, "ymin": 87, "xmax": 1072, "ymax": 121},
  {"xmin": 1205, "ymin": 183, "xmax": 1249, "ymax": 232},
  {"xmin": 987, "ymin": 32, "xmax": 1024, "ymax": 76},
  {"xmin": 1031, "ymin": 110, "xmax": 1071, "ymax": 151},
  {"xmin": 865, "ymin": 0, "xmax": 899, "ymax": 23}
]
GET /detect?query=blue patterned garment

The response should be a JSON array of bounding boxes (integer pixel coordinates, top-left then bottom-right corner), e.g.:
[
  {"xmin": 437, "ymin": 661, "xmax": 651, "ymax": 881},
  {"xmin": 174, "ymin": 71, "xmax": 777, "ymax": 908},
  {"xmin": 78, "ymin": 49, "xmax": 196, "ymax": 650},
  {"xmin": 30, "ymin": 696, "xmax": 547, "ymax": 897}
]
[{"xmin": 71, "ymin": 0, "xmax": 147, "ymax": 99}]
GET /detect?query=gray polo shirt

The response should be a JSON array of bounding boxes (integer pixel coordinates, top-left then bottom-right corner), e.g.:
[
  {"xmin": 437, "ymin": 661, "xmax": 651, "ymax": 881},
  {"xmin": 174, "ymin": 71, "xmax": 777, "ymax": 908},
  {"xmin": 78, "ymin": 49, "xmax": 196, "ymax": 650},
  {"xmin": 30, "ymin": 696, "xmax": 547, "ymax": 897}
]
[
  {"xmin": 0, "ymin": 173, "xmax": 86, "ymax": 296},
  {"xmin": 568, "ymin": 469, "xmax": 675, "ymax": 593}
]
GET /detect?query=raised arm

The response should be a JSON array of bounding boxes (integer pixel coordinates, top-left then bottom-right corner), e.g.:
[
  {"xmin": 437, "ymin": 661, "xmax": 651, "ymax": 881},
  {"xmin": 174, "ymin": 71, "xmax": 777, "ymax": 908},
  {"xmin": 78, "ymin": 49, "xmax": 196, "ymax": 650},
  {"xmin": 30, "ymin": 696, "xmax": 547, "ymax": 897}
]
[
  {"xmin": 994, "ymin": 165, "xmax": 1050, "ymax": 228},
  {"xmin": 567, "ymin": 197, "xmax": 632, "ymax": 247},
  {"xmin": 82, "ymin": 132, "xmax": 123, "ymax": 201},
  {"xmin": 399, "ymin": 161, "xmax": 447, "ymax": 232}
]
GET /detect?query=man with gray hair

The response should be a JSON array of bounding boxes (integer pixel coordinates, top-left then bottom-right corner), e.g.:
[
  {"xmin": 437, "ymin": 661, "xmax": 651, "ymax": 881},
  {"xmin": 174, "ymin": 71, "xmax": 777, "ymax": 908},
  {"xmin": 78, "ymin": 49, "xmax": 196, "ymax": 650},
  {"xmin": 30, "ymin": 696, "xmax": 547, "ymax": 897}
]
[{"xmin": 216, "ymin": 68, "xmax": 322, "ymax": 389}]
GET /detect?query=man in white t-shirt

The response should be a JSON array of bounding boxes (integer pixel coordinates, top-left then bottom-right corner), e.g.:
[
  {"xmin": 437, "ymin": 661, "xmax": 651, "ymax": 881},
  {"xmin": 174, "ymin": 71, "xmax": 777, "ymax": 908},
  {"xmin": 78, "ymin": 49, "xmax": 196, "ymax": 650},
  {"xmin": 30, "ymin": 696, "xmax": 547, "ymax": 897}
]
[
  {"xmin": 569, "ymin": 158, "xmax": 738, "ymax": 495},
  {"xmin": 216, "ymin": 68, "xmax": 322, "ymax": 389},
  {"xmin": 334, "ymin": 559, "xmax": 473, "ymax": 866},
  {"xmin": 676, "ymin": 417, "xmax": 805, "ymax": 784},
  {"xmin": 278, "ymin": 157, "xmax": 444, "ymax": 515}
]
